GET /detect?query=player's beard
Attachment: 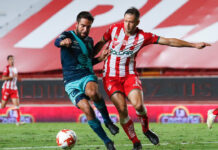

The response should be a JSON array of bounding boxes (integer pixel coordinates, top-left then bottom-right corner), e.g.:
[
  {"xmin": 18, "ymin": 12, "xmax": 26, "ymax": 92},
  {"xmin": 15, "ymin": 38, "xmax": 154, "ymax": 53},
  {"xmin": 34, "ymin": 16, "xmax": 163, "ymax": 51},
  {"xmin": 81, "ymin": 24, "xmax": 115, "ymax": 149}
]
[{"xmin": 76, "ymin": 28, "xmax": 88, "ymax": 39}]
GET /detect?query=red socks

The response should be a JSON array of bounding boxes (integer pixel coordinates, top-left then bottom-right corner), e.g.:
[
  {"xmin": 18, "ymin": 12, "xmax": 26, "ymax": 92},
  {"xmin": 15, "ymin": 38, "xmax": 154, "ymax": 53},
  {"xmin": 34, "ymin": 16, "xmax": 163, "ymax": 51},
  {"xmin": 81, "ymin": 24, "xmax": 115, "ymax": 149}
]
[
  {"xmin": 121, "ymin": 119, "xmax": 140, "ymax": 144},
  {"xmin": 137, "ymin": 114, "xmax": 149, "ymax": 133},
  {"xmin": 213, "ymin": 108, "xmax": 218, "ymax": 115}
]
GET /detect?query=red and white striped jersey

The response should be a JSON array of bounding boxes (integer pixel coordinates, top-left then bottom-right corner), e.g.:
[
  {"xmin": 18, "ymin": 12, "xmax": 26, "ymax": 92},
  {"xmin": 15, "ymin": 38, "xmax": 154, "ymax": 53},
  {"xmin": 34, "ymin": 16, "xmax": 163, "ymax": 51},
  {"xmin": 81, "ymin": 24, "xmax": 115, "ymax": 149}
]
[
  {"xmin": 2, "ymin": 65, "xmax": 18, "ymax": 90},
  {"xmin": 102, "ymin": 23, "xmax": 159, "ymax": 77}
]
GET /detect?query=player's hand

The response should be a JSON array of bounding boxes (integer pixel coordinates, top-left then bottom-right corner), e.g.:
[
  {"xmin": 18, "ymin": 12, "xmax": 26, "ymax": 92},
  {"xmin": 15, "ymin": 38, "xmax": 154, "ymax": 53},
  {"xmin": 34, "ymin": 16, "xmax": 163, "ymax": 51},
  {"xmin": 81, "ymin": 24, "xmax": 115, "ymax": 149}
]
[
  {"xmin": 99, "ymin": 49, "xmax": 111, "ymax": 61},
  {"xmin": 60, "ymin": 38, "xmax": 72, "ymax": 47},
  {"xmin": 194, "ymin": 42, "xmax": 211, "ymax": 49}
]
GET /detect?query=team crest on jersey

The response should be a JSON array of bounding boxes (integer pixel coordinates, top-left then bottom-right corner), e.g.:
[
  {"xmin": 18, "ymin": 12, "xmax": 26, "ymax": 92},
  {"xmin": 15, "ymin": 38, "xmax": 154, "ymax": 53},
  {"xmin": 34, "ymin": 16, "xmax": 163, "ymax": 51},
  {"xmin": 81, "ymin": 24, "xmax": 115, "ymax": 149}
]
[{"xmin": 0, "ymin": 108, "xmax": 35, "ymax": 124}]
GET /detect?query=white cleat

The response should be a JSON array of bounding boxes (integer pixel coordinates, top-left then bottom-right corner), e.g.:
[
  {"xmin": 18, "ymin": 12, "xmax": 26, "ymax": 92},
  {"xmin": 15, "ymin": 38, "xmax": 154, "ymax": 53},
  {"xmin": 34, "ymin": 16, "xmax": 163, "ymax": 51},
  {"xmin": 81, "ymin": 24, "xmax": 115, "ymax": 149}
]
[
  {"xmin": 207, "ymin": 109, "xmax": 216, "ymax": 129},
  {"xmin": 16, "ymin": 122, "xmax": 25, "ymax": 126}
]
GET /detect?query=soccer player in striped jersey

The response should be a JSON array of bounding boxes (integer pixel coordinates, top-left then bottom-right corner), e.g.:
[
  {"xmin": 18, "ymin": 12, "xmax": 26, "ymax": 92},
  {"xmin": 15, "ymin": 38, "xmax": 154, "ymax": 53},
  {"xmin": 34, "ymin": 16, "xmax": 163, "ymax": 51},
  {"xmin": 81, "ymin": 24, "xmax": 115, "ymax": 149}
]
[
  {"xmin": 95, "ymin": 7, "xmax": 211, "ymax": 150},
  {"xmin": 1, "ymin": 55, "xmax": 23, "ymax": 126},
  {"xmin": 54, "ymin": 11, "xmax": 118, "ymax": 150}
]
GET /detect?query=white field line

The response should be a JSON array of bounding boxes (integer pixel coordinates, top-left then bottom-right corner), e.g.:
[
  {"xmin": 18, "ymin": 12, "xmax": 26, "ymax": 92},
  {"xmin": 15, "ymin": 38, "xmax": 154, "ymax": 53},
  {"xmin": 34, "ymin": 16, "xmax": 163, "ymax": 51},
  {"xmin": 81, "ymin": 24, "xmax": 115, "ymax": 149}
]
[{"xmin": 2, "ymin": 141, "xmax": 218, "ymax": 149}]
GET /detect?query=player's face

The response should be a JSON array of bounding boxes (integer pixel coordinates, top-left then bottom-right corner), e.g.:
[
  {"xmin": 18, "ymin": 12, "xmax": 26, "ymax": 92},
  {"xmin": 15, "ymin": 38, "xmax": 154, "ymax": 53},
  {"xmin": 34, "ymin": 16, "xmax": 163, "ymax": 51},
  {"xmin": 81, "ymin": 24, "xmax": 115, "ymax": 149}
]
[
  {"xmin": 8, "ymin": 57, "xmax": 14, "ymax": 66},
  {"xmin": 124, "ymin": 14, "xmax": 139, "ymax": 35},
  {"xmin": 76, "ymin": 18, "xmax": 93, "ymax": 38}
]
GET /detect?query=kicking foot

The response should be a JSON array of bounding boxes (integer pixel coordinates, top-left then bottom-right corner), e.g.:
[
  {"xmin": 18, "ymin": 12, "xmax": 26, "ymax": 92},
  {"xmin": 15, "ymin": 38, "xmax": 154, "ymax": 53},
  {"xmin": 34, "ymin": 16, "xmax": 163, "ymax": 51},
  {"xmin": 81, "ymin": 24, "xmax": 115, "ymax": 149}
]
[
  {"xmin": 144, "ymin": 130, "xmax": 159, "ymax": 145},
  {"xmin": 105, "ymin": 122, "xmax": 119, "ymax": 135},
  {"xmin": 105, "ymin": 141, "xmax": 116, "ymax": 150},
  {"xmin": 132, "ymin": 142, "xmax": 142, "ymax": 150},
  {"xmin": 207, "ymin": 109, "xmax": 216, "ymax": 129}
]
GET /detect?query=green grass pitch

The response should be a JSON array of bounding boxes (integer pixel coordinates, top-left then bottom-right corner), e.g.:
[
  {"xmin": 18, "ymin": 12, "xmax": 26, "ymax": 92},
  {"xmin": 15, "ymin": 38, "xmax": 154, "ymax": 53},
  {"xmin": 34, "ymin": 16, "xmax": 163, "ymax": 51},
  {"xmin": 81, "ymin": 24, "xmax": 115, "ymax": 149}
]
[{"xmin": 0, "ymin": 123, "xmax": 218, "ymax": 150}]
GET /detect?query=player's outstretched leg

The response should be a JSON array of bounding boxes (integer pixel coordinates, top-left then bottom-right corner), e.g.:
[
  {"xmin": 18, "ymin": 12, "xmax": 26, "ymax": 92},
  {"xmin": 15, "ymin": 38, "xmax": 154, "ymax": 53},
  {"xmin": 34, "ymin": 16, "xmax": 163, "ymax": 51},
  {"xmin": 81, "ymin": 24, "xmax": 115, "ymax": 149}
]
[
  {"xmin": 207, "ymin": 109, "xmax": 218, "ymax": 129},
  {"xmin": 137, "ymin": 114, "xmax": 159, "ymax": 145},
  {"xmin": 88, "ymin": 118, "xmax": 116, "ymax": 150},
  {"xmin": 94, "ymin": 99, "xmax": 119, "ymax": 135}
]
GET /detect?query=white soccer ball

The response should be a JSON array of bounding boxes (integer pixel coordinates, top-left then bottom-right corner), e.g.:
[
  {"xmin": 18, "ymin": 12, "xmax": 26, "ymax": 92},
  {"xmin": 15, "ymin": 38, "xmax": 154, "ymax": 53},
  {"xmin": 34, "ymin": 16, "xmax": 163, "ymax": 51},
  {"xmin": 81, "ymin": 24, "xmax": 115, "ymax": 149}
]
[{"xmin": 56, "ymin": 129, "xmax": 77, "ymax": 149}]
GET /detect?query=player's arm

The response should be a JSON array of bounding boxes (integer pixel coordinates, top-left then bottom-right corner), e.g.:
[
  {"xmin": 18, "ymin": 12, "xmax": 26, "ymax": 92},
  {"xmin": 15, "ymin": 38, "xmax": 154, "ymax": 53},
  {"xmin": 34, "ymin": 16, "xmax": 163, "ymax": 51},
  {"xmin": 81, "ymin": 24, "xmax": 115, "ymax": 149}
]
[
  {"xmin": 93, "ymin": 37, "xmax": 107, "ymax": 56},
  {"xmin": 54, "ymin": 31, "xmax": 72, "ymax": 48},
  {"xmin": 158, "ymin": 37, "xmax": 211, "ymax": 49},
  {"xmin": 92, "ymin": 49, "xmax": 110, "ymax": 66},
  {"xmin": 93, "ymin": 25, "xmax": 112, "ymax": 56},
  {"xmin": 2, "ymin": 75, "xmax": 13, "ymax": 81}
]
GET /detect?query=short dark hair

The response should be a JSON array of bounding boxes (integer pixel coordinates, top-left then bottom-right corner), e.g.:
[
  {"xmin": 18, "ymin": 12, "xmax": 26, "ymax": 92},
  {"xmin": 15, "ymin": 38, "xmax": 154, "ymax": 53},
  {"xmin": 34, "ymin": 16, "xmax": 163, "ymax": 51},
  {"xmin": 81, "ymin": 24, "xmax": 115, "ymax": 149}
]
[
  {"xmin": 76, "ymin": 11, "xmax": 94, "ymax": 23},
  {"xmin": 7, "ymin": 55, "xmax": 13, "ymax": 60},
  {"xmin": 124, "ymin": 7, "xmax": 140, "ymax": 20}
]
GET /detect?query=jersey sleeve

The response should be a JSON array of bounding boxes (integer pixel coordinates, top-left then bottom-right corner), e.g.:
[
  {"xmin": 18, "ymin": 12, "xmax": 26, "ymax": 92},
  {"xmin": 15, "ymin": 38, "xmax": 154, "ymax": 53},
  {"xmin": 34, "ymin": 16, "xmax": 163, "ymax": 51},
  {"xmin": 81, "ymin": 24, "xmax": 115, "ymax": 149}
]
[
  {"xmin": 54, "ymin": 31, "xmax": 72, "ymax": 47},
  {"xmin": 103, "ymin": 25, "xmax": 114, "ymax": 42},
  {"xmin": 142, "ymin": 32, "xmax": 160, "ymax": 46},
  {"xmin": 2, "ymin": 66, "xmax": 9, "ymax": 76}
]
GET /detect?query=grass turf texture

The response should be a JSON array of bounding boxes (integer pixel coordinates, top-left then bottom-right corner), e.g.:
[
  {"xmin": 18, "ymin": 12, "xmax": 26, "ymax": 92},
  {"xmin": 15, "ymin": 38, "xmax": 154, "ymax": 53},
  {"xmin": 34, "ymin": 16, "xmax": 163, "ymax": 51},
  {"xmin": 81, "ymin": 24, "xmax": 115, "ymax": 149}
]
[{"xmin": 0, "ymin": 123, "xmax": 218, "ymax": 150}]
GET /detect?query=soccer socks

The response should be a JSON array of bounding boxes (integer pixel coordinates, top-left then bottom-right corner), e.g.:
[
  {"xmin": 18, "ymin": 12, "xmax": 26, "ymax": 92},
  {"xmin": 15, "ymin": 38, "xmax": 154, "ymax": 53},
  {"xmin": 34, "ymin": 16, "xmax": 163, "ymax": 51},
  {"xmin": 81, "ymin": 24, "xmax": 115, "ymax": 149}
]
[
  {"xmin": 213, "ymin": 108, "xmax": 218, "ymax": 115},
  {"xmin": 15, "ymin": 109, "xmax": 21, "ymax": 123},
  {"xmin": 137, "ymin": 114, "xmax": 149, "ymax": 133},
  {"xmin": 94, "ymin": 99, "xmax": 111, "ymax": 124},
  {"xmin": 121, "ymin": 117, "xmax": 140, "ymax": 144},
  {"xmin": 88, "ymin": 118, "xmax": 111, "ymax": 144},
  {"xmin": 14, "ymin": 107, "xmax": 21, "ymax": 123}
]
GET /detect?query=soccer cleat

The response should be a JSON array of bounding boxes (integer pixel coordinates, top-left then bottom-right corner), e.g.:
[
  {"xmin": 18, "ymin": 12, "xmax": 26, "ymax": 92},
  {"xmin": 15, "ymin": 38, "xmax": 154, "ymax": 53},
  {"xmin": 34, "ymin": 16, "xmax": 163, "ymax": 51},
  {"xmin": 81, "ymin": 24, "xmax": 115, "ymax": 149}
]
[
  {"xmin": 132, "ymin": 142, "xmax": 142, "ymax": 150},
  {"xmin": 144, "ymin": 130, "xmax": 159, "ymax": 145},
  {"xmin": 105, "ymin": 122, "xmax": 119, "ymax": 135},
  {"xmin": 16, "ymin": 122, "xmax": 25, "ymax": 126},
  {"xmin": 207, "ymin": 109, "xmax": 216, "ymax": 129},
  {"xmin": 105, "ymin": 141, "xmax": 116, "ymax": 150}
]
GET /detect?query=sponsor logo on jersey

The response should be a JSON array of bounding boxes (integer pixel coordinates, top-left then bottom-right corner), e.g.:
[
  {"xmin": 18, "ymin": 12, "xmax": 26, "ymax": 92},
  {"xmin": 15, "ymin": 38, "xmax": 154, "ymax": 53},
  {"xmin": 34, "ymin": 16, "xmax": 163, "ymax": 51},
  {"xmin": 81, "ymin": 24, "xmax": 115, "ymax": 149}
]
[{"xmin": 110, "ymin": 49, "xmax": 133, "ymax": 56}]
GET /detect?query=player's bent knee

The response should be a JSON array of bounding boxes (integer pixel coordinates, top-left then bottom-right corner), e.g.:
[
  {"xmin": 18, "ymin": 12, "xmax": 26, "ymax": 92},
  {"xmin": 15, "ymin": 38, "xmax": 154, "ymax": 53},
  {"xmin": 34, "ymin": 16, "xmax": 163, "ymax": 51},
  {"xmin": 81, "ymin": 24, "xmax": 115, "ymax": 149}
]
[
  {"xmin": 86, "ymin": 90, "xmax": 98, "ymax": 100},
  {"xmin": 117, "ymin": 106, "xmax": 128, "ymax": 116},
  {"xmin": 134, "ymin": 104, "xmax": 144, "ymax": 112}
]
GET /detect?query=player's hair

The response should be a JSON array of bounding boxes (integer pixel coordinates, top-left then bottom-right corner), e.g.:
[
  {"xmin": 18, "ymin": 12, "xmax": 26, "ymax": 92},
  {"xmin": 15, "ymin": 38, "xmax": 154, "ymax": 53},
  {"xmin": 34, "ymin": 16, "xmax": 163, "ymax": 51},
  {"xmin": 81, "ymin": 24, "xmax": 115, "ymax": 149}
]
[
  {"xmin": 124, "ymin": 7, "xmax": 140, "ymax": 21},
  {"xmin": 7, "ymin": 55, "xmax": 14, "ymax": 60},
  {"xmin": 76, "ymin": 11, "xmax": 94, "ymax": 23}
]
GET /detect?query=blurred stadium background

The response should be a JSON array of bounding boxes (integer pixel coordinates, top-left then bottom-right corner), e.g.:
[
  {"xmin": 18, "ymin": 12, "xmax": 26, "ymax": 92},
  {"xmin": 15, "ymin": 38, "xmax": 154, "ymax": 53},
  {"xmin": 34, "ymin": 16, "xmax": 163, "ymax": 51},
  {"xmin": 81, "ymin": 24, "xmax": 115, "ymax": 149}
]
[{"xmin": 0, "ymin": 0, "xmax": 218, "ymax": 125}]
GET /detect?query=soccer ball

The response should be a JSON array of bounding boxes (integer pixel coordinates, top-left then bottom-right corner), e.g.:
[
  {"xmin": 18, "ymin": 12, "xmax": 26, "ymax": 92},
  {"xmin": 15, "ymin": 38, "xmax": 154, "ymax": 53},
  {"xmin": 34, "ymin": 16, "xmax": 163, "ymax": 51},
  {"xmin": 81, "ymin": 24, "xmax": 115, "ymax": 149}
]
[{"xmin": 56, "ymin": 129, "xmax": 77, "ymax": 149}]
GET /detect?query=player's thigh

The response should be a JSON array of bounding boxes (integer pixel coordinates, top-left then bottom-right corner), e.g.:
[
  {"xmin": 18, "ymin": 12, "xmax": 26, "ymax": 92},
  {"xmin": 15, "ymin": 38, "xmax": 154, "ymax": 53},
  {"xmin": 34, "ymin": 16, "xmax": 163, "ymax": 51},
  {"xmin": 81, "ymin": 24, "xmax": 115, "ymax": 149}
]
[
  {"xmin": 124, "ymin": 75, "xmax": 144, "ymax": 109},
  {"xmin": 85, "ymin": 82, "xmax": 98, "ymax": 98},
  {"xmin": 83, "ymin": 75, "xmax": 99, "ymax": 97},
  {"xmin": 103, "ymin": 77, "xmax": 124, "ymax": 98},
  {"xmin": 1, "ymin": 99, "xmax": 8, "ymax": 108},
  {"xmin": 128, "ymin": 89, "xmax": 144, "ymax": 107},
  {"xmin": 124, "ymin": 75, "xmax": 142, "ymax": 96},
  {"xmin": 11, "ymin": 90, "xmax": 20, "ymax": 107},
  {"xmin": 1, "ymin": 89, "xmax": 10, "ymax": 102},
  {"xmin": 11, "ymin": 98, "xmax": 19, "ymax": 107},
  {"xmin": 65, "ymin": 81, "xmax": 89, "ymax": 106},
  {"xmin": 111, "ymin": 92, "xmax": 128, "ymax": 115}
]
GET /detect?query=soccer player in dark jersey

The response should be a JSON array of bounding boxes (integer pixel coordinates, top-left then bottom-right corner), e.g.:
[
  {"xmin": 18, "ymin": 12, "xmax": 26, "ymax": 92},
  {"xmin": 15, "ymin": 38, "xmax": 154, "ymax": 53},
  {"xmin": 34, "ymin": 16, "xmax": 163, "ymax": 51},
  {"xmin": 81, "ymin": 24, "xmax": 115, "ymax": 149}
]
[
  {"xmin": 94, "ymin": 7, "xmax": 211, "ymax": 150},
  {"xmin": 54, "ymin": 11, "xmax": 118, "ymax": 150}
]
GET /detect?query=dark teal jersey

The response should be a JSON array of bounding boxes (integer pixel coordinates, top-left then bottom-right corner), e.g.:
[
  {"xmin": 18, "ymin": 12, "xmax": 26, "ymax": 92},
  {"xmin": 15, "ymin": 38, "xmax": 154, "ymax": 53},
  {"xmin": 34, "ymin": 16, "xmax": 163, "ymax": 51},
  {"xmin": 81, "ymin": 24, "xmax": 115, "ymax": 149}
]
[{"xmin": 55, "ymin": 31, "xmax": 94, "ymax": 85}]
